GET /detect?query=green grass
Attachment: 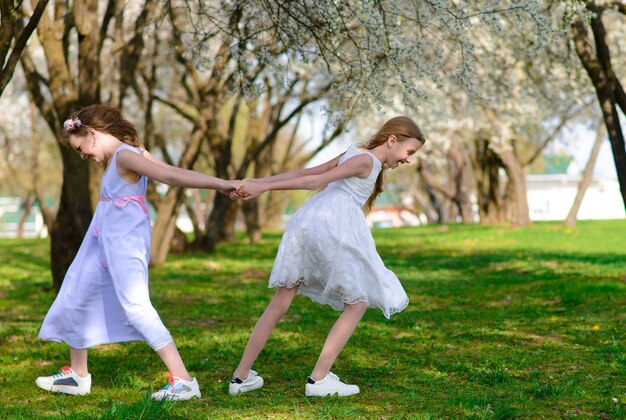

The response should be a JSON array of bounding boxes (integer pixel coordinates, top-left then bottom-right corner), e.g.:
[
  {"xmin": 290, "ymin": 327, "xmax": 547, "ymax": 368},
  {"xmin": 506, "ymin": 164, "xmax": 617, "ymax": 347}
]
[{"xmin": 1, "ymin": 220, "xmax": 625, "ymax": 418}]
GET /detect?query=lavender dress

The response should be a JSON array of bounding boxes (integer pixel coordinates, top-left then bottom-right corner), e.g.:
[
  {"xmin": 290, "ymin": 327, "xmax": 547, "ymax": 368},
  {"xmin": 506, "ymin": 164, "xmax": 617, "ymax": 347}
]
[{"xmin": 39, "ymin": 144, "xmax": 172, "ymax": 351}]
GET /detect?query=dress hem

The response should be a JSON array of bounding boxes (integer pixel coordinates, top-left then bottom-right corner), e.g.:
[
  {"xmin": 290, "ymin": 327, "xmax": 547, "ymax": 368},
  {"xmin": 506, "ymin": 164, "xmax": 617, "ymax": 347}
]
[
  {"xmin": 268, "ymin": 280, "xmax": 408, "ymax": 319},
  {"xmin": 38, "ymin": 334, "xmax": 146, "ymax": 350}
]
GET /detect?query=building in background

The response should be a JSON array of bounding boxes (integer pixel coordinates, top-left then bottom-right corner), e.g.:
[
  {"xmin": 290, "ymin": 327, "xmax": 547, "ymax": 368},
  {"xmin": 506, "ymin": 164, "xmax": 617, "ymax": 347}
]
[
  {"xmin": 366, "ymin": 191, "xmax": 421, "ymax": 228},
  {"xmin": 0, "ymin": 196, "xmax": 47, "ymax": 238},
  {"xmin": 526, "ymin": 156, "xmax": 624, "ymax": 221}
]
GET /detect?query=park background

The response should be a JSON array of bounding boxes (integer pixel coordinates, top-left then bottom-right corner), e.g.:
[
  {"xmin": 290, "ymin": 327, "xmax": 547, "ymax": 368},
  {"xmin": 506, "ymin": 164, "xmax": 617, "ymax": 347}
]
[{"xmin": 1, "ymin": 0, "xmax": 626, "ymax": 418}]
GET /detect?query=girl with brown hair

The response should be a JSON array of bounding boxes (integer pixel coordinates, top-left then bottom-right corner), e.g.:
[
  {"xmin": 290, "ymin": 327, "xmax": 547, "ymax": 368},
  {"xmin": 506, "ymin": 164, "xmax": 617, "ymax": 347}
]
[{"xmin": 36, "ymin": 104, "xmax": 239, "ymax": 401}]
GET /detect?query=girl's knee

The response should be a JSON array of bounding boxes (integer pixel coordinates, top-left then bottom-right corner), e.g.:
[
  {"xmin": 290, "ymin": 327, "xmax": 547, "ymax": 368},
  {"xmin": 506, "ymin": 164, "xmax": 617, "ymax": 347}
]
[
  {"xmin": 277, "ymin": 285, "xmax": 299, "ymax": 296},
  {"xmin": 269, "ymin": 299, "xmax": 291, "ymax": 316},
  {"xmin": 345, "ymin": 301, "xmax": 368, "ymax": 314},
  {"xmin": 270, "ymin": 287, "xmax": 298, "ymax": 314}
]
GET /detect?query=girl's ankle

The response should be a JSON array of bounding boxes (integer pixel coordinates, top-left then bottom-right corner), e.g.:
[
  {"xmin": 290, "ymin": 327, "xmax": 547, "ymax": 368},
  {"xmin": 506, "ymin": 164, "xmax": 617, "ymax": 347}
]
[
  {"xmin": 72, "ymin": 367, "xmax": 89, "ymax": 377},
  {"xmin": 310, "ymin": 371, "xmax": 328, "ymax": 382}
]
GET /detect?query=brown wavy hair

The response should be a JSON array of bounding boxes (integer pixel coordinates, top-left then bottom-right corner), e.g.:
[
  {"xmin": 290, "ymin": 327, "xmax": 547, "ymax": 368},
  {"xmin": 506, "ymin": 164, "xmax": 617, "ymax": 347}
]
[
  {"xmin": 362, "ymin": 116, "xmax": 426, "ymax": 213},
  {"xmin": 59, "ymin": 104, "xmax": 142, "ymax": 148}
]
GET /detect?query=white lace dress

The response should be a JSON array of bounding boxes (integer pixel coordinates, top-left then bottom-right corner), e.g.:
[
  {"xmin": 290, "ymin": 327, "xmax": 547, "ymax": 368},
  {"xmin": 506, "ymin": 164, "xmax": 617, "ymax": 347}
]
[{"xmin": 268, "ymin": 145, "xmax": 409, "ymax": 318}]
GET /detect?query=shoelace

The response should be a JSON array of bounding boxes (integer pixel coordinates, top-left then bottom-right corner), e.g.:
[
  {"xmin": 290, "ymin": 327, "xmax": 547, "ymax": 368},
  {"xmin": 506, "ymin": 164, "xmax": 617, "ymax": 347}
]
[
  {"xmin": 160, "ymin": 374, "xmax": 178, "ymax": 391},
  {"xmin": 52, "ymin": 366, "xmax": 72, "ymax": 378}
]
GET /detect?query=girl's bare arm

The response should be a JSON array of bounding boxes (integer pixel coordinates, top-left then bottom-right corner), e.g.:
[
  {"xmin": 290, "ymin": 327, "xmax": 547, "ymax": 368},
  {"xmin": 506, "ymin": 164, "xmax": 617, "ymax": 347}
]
[
  {"xmin": 117, "ymin": 150, "xmax": 238, "ymax": 192},
  {"xmin": 239, "ymin": 154, "xmax": 373, "ymax": 199}
]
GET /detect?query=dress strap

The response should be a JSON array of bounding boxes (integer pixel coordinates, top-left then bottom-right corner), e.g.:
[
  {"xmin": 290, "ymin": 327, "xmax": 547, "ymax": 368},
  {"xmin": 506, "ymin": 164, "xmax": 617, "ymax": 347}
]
[
  {"xmin": 354, "ymin": 147, "xmax": 382, "ymax": 168},
  {"xmin": 115, "ymin": 143, "xmax": 142, "ymax": 157}
]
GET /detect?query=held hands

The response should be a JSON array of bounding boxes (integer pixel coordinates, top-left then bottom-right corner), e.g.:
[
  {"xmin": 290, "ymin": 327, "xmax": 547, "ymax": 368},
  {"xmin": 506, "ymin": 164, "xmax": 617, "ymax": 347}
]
[
  {"xmin": 229, "ymin": 179, "xmax": 267, "ymax": 201},
  {"xmin": 218, "ymin": 179, "xmax": 243, "ymax": 196}
]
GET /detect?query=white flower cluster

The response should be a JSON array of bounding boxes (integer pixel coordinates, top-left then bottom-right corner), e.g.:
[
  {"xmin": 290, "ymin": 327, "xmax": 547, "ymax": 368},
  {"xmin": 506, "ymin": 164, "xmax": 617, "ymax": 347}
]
[{"xmin": 179, "ymin": 0, "xmax": 560, "ymax": 116}]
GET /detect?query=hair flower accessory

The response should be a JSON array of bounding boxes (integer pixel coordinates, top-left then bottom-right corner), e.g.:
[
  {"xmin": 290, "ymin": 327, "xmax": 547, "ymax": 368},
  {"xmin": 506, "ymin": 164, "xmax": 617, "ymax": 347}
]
[{"xmin": 63, "ymin": 117, "xmax": 82, "ymax": 132}]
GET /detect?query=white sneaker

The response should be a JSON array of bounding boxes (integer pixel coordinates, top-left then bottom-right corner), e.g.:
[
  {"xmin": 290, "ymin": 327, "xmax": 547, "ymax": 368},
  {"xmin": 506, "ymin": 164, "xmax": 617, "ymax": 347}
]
[
  {"xmin": 229, "ymin": 370, "xmax": 264, "ymax": 396},
  {"xmin": 305, "ymin": 372, "xmax": 359, "ymax": 397},
  {"xmin": 151, "ymin": 375, "xmax": 201, "ymax": 401},
  {"xmin": 35, "ymin": 366, "xmax": 91, "ymax": 396}
]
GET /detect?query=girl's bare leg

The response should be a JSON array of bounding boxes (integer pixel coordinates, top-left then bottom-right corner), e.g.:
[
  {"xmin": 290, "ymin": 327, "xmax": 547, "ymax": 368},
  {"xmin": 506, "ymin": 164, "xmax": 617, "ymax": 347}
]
[
  {"xmin": 233, "ymin": 286, "xmax": 299, "ymax": 379},
  {"xmin": 70, "ymin": 347, "xmax": 89, "ymax": 377},
  {"xmin": 156, "ymin": 342, "xmax": 192, "ymax": 381},
  {"xmin": 70, "ymin": 343, "xmax": 192, "ymax": 380},
  {"xmin": 310, "ymin": 301, "xmax": 368, "ymax": 381}
]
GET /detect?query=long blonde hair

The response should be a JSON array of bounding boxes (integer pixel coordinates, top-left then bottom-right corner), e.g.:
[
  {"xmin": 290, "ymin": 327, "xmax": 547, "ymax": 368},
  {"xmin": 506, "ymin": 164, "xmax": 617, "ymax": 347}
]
[{"xmin": 363, "ymin": 116, "xmax": 426, "ymax": 213}]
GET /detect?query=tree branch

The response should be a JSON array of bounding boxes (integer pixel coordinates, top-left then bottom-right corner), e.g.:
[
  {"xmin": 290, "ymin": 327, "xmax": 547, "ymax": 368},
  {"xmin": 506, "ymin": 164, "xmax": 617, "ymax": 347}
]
[{"xmin": 0, "ymin": 0, "xmax": 50, "ymax": 96}]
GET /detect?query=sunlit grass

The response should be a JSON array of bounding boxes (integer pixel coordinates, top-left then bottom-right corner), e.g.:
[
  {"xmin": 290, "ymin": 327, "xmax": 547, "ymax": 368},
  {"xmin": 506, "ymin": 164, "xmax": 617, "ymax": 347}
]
[{"xmin": 1, "ymin": 220, "xmax": 625, "ymax": 418}]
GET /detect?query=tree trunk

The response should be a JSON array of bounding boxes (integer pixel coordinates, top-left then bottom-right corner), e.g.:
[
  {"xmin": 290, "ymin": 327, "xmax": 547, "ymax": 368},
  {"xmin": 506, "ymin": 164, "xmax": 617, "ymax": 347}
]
[
  {"xmin": 241, "ymin": 199, "xmax": 261, "ymax": 243},
  {"xmin": 27, "ymin": 91, "xmax": 56, "ymax": 233},
  {"xmin": 243, "ymin": 145, "xmax": 273, "ymax": 242},
  {"xmin": 448, "ymin": 144, "xmax": 474, "ymax": 222},
  {"xmin": 150, "ymin": 187, "xmax": 184, "ymax": 267},
  {"xmin": 16, "ymin": 194, "xmax": 34, "ymax": 238},
  {"xmin": 473, "ymin": 137, "xmax": 507, "ymax": 224},
  {"xmin": 564, "ymin": 122, "xmax": 606, "ymax": 227},
  {"xmin": 50, "ymin": 148, "xmax": 93, "ymax": 293},
  {"xmin": 0, "ymin": 0, "xmax": 49, "ymax": 97},
  {"xmin": 417, "ymin": 144, "xmax": 474, "ymax": 223},
  {"xmin": 150, "ymin": 122, "xmax": 207, "ymax": 266},
  {"xmin": 423, "ymin": 184, "xmax": 445, "ymax": 223},
  {"xmin": 411, "ymin": 189, "xmax": 438, "ymax": 224},
  {"xmin": 498, "ymin": 149, "xmax": 531, "ymax": 227},
  {"xmin": 52, "ymin": 0, "xmax": 102, "ymax": 288},
  {"xmin": 202, "ymin": 194, "xmax": 239, "ymax": 250},
  {"xmin": 443, "ymin": 199, "xmax": 458, "ymax": 223},
  {"xmin": 19, "ymin": 8, "xmax": 94, "ymax": 292},
  {"xmin": 20, "ymin": 0, "xmax": 102, "ymax": 290},
  {"xmin": 573, "ymin": 18, "xmax": 626, "ymax": 214},
  {"xmin": 19, "ymin": 0, "xmax": 157, "ymax": 287},
  {"xmin": 170, "ymin": 226, "xmax": 188, "ymax": 254},
  {"xmin": 183, "ymin": 194, "xmax": 204, "ymax": 241},
  {"xmin": 200, "ymin": 109, "xmax": 239, "ymax": 249},
  {"xmin": 35, "ymin": 194, "xmax": 55, "ymax": 232}
]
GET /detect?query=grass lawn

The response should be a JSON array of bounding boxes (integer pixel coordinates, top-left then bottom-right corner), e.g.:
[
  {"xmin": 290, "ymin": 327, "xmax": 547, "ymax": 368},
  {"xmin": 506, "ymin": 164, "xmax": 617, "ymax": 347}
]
[{"xmin": 1, "ymin": 220, "xmax": 625, "ymax": 418}]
